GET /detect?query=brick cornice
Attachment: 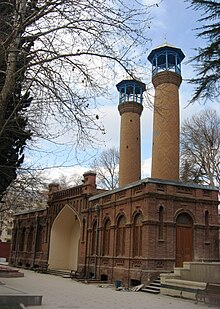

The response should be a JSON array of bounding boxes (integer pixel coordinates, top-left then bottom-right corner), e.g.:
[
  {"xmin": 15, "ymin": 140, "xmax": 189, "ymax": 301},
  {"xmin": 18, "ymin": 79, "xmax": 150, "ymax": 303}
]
[
  {"xmin": 152, "ymin": 71, "xmax": 182, "ymax": 88},
  {"xmin": 118, "ymin": 102, "xmax": 143, "ymax": 116}
]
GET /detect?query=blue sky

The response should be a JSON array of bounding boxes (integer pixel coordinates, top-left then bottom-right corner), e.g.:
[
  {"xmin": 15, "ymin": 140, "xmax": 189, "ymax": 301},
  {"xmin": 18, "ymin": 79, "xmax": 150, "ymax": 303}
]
[{"xmin": 31, "ymin": 0, "xmax": 218, "ymax": 182}]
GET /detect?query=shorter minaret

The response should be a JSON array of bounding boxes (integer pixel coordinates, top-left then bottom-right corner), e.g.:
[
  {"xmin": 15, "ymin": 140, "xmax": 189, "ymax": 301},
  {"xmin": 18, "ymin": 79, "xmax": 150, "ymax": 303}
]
[
  {"xmin": 117, "ymin": 79, "xmax": 146, "ymax": 187},
  {"xmin": 148, "ymin": 44, "xmax": 185, "ymax": 181}
]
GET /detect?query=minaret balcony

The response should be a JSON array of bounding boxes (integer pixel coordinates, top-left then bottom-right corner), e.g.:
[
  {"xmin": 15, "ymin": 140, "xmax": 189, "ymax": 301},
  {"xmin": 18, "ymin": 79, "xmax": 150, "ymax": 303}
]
[
  {"xmin": 119, "ymin": 93, "xmax": 143, "ymax": 105},
  {"xmin": 148, "ymin": 44, "xmax": 185, "ymax": 78},
  {"xmin": 152, "ymin": 64, "xmax": 181, "ymax": 77},
  {"xmin": 116, "ymin": 79, "xmax": 146, "ymax": 106}
]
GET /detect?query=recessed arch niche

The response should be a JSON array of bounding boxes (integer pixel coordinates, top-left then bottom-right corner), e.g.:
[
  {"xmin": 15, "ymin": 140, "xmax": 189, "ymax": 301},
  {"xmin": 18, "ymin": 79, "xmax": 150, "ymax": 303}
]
[{"xmin": 48, "ymin": 205, "xmax": 80, "ymax": 270}]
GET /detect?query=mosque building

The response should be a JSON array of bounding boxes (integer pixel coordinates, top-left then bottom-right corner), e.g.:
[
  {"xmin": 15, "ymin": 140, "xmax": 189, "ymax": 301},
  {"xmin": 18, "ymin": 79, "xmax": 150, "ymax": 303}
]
[{"xmin": 9, "ymin": 44, "xmax": 219, "ymax": 286}]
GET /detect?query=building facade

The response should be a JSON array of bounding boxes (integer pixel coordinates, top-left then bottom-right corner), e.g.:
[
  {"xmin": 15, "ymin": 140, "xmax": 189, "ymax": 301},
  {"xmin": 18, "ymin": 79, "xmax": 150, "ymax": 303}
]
[
  {"xmin": 10, "ymin": 174, "xmax": 219, "ymax": 285},
  {"xmin": 9, "ymin": 44, "xmax": 219, "ymax": 286}
]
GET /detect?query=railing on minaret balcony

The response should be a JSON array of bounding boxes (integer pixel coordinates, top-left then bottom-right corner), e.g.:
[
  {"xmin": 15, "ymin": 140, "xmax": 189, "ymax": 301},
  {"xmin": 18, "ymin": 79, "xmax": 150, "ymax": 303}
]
[
  {"xmin": 116, "ymin": 79, "xmax": 146, "ymax": 105},
  {"xmin": 148, "ymin": 44, "xmax": 185, "ymax": 77}
]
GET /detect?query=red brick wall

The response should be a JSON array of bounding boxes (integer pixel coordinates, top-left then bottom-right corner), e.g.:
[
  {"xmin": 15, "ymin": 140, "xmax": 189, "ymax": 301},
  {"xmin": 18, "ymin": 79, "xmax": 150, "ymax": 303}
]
[
  {"xmin": 0, "ymin": 242, "xmax": 11, "ymax": 261},
  {"xmin": 10, "ymin": 179, "xmax": 219, "ymax": 286}
]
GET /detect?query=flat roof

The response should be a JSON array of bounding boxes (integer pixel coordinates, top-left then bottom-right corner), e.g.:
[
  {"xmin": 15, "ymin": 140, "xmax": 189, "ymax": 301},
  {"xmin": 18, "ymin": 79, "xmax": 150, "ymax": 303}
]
[
  {"xmin": 89, "ymin": 177, "xmax": 218, "ymax": 201},
  {"xmin": 14, "ymin": 207, "xmax": 47, "ymax": 216}
]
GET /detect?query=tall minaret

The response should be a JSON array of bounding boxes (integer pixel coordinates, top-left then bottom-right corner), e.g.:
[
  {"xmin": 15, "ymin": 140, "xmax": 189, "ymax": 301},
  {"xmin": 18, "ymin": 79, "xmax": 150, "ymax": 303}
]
[
  {"xmin": 117, "ymin": 79, "xmax": 146, "ymax": 187},
  {"xmin": 148, "ymin": 44, "xmax": 185, "ymax": 181}
]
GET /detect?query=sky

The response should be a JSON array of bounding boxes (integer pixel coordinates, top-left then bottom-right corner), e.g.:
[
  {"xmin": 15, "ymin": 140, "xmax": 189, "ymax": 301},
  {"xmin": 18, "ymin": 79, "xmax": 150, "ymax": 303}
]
[{"xmin": 34, "ymin": 0, "xmax": 218, "ymax": 183}]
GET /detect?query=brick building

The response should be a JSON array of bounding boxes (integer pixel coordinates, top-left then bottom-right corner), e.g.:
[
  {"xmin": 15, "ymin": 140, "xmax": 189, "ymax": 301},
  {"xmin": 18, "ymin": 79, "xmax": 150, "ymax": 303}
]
[{"xmin": 9, "ymin": 44, "xmax": 219, "ymax": 286}]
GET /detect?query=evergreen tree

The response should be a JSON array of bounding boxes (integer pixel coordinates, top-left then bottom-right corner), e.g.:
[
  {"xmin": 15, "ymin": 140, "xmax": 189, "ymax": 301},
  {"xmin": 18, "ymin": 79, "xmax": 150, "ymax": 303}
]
[
  {"xmin": 0, "ymin": 89, "xmax": 32, "ymax": 201},
  {"xmin": 187, "ymin": 0, "xmax": 220, "ymax": 102},
  {"xmin": 0, "ymin": 1, "xmax": 32, "ymax": 201}
]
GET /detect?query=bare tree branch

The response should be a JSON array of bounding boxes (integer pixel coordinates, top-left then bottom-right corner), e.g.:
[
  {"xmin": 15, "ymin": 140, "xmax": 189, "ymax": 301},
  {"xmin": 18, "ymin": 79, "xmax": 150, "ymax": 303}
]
[
  {"xmin": 180, "ymin": 109, "xmax": 220, "ymax": 186},
  {"xmin": 90, "ymin": 147, "xmax": 119, "ymax": 190},
  {"xmin": 0, "ymin": 0, "xmax": 156, "ymax": 201}
]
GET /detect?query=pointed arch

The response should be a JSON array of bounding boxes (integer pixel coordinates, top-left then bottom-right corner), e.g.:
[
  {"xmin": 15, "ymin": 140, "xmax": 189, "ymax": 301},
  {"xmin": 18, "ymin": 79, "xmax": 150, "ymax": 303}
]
[{"xmin": 48, "ymin": 205, "xmax": 80, "ymax": 271}]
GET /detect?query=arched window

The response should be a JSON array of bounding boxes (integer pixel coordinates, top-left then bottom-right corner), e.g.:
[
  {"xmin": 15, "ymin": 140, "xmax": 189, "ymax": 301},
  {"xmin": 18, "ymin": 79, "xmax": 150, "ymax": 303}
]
[
  {"xmin": 103, "ymin": 219, "xmax": 111, "ymax": 256},
  {"xmin": 116, "ymin": 215, "xmax": 126, "ymax": 256},
  {"xmin": 19, "ymin": 227, "xmax": 26, "ymax": 251},
  {"xmin": 82, "ymin": 218, "xmax": 86, "ymax": 242},
  {"xmin": 36, "ymin": 225, "xmax": 43, "ymax": 252},
  {"xmin": 27, "ymin": 226, "xmax": 34, "ymax": 252},
  {"xmin": 205, "ymin": 210, "xmax": 209, "ymax": 242},
  {"xmin": 45, "ymin": 221, "xmax": 49, "ymax": 243},
  {"xmin": 12, "ymin": 229, "xmax": 17, "ymax": 251},
  {"xmin": 176, "ymin": 213, "xmax": 193, "ymax": 226},
  {"xmin": 133, "ymin": 213, "xmax": 142, "ymax": 257},
  {"xmin": 159, "ymin": 206, "xmax": 164, "ymax": 240},
  {"xmin": 91, "ymin": 220, "xmax": 97, "ymax": 255}
]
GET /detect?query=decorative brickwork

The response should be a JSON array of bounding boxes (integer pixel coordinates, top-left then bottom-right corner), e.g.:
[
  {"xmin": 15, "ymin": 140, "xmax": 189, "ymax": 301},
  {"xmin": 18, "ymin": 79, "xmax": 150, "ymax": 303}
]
[
  {"xmin": 10, "ymin": 178, "xmax": 219, "ymax": 286},
  {"xmin": 151, "ymin": 71, "xmax": 181, "ymax": 180},
  {"xmin": 118, "ymin": 102, "xmax": 143, "ymax": 186}
]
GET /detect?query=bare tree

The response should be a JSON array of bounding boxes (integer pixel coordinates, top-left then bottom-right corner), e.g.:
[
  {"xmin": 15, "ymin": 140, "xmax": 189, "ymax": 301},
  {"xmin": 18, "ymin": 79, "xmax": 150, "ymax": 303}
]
[
  {"xmin": 0, "ymin": 169, "xmax": 48, "ymax": 241},
  {"xmin": 1, "ymin": 169, "xmax": 48, "ymax": 214},
  {"xmin": 52, "ymin": 173, "xmax": 83, "ymax": 188},
  {"xmin": 91, "ymin": 147, "xmax": 119, "ymax": 190},
  {"xmin": 180, "ymin": 109, "xmax": 220, "ymax": 186},
  {"xmin": 0, "ymin": 0, "xmax": 156, "ymax": 200},
  {"xmin": 1, "ymin": 168, "xmax": 84, "ymax": 215}
]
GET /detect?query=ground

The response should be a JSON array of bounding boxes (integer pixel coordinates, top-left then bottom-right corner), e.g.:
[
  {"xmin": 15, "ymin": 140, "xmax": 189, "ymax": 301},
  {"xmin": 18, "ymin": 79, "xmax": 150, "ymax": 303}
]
[{"xmin": 0, "ymin": 269, "xmax": 216, "ymax": 309}]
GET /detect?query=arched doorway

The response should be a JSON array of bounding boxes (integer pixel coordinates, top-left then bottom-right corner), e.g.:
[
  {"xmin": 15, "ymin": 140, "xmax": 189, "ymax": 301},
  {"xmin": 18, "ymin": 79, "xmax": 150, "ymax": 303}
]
[
  {"xmin": 48, "ymin": 205, "xmax": 80, "ymax": 271},
  {"xmin": 176, "ymin": 212, "xmax": 193, "ymax": 267}
]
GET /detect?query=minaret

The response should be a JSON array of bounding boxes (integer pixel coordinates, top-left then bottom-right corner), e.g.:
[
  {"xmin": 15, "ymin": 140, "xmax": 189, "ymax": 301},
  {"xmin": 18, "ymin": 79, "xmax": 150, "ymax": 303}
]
[
  {"xmin": 148, "ymin": 44, "xmax": 185, "ymax": 181},
  {"xmin": 117, "ymin": 79, "xmax": 146, "ymax": 187}
]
